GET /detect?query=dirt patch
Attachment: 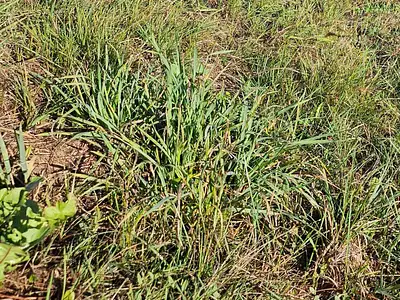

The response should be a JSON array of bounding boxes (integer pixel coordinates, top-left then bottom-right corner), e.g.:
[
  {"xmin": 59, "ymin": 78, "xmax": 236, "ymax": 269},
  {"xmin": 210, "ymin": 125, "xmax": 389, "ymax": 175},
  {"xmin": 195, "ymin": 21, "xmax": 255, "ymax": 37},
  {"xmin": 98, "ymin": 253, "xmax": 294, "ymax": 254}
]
[
  {"xmin": 1, "ymin": 125, "xmax": 94, "ymax": 194},
  {"xmin": 0, "ymin": 92, "xmax": 20, "ymax": 131}
]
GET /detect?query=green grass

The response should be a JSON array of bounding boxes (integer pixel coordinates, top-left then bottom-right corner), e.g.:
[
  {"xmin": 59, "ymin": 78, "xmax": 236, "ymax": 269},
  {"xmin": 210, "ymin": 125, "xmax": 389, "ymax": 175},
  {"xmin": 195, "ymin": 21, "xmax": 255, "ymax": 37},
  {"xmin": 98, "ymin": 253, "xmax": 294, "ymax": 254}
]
[{"xmin": 1, "ymin": 0, "xmax": 400, "ymax": 299}]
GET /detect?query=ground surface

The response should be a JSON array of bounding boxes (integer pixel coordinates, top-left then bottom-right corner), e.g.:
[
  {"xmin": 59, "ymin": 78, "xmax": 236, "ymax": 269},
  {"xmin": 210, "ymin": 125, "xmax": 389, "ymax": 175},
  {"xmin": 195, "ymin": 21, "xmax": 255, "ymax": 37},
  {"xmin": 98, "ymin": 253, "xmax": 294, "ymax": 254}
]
[{"xmin": 1, "ymin": 0, "xmax": 400, "ymax": 299}]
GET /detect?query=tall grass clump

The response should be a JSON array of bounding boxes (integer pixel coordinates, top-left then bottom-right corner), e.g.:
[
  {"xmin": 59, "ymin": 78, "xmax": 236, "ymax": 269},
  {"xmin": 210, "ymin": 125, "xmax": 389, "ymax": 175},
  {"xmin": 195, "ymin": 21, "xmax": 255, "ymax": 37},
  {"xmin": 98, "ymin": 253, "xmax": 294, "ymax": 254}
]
[
  {"xmin": 45, "ymin": 41, "xmax": 400, "ymax": 297},
  {"xmin": 38, "ymin": 41, "xmax": 357, "ymax": 298}
]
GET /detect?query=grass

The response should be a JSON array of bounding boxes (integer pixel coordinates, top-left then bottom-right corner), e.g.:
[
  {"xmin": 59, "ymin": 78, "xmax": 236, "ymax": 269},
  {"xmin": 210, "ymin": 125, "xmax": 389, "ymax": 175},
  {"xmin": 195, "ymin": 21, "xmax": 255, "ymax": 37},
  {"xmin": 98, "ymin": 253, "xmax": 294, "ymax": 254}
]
[{"xmin": 1, "ymin": 0, "xmax": 400, "ymax": 299}]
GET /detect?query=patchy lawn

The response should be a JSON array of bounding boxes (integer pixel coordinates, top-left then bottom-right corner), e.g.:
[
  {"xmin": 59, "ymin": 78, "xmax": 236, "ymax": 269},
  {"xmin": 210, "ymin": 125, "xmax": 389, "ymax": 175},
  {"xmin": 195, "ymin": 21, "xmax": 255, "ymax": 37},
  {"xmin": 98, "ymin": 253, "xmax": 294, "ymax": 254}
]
[{"xmin": 1, "ymin": 0, "xmax": 400, "ymax": 299}]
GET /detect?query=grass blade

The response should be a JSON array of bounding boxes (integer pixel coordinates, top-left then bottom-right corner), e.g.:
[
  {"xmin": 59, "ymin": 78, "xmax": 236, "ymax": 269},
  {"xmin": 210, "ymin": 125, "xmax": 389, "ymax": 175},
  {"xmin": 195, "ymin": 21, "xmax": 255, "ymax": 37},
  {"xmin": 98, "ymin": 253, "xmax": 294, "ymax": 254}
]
[{"xmin": 0, "ymin": 134, "xmax": 11, "ymax": 185}]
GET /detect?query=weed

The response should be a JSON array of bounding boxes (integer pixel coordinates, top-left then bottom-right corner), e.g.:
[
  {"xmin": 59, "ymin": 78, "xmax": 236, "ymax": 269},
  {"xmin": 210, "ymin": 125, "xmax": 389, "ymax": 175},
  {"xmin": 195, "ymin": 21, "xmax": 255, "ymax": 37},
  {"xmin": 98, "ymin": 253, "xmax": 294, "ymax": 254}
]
[{"xmin": 0, "ymin": 130, "xmax": 76, "ymax": 282}]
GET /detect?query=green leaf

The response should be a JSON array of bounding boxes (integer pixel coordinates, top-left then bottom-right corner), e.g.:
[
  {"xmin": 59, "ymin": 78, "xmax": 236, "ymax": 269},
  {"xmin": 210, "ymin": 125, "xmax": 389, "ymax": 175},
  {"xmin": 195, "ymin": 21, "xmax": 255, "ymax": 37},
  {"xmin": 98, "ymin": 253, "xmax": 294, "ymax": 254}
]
[
  {"xmin": 0, "ymin": 243, "xmax": 29, "ymax": 280},
  {"xmin": 43, "ymin": 194, "xmax": 77, "ymax": 226},
  {"xmin": 62, "ymin": 289, "xmax": 75, "ymax": 300},
  {"xmin": 21, "ymin": 227, "xmax": 49, "ymax": 246},
  {"xmin": 43, "ymin": 206, "xmax": 61, "ymax": 224},
  {"xmin": 62, "ymin": 193, "xmax": 78, "ymax": 217},
  {"xmin": 0, "ymin": 135, "xmax": 11, "ymax": 185},
  {"xmin": 0, "ymin": 243, "xmax": 28, "ymax": 263},
  {"xmin": 16, "ymin": 127, "xmax": 28, "ymax": 184},
  {"xmin": 0, "ymin": 188, "xmax": 27, "ymax": 206},
  {"xmin": 6, "ymin": 229, "xmax": 23, "ymax": 244},
  {"xmin": 3, "ymin": 200, "xmax": 47, "ymax": 247}
]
